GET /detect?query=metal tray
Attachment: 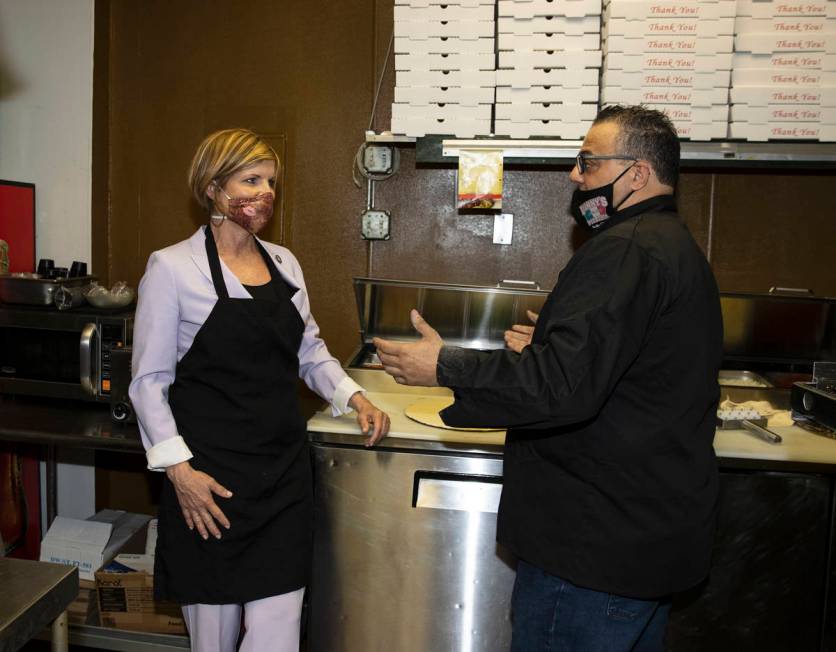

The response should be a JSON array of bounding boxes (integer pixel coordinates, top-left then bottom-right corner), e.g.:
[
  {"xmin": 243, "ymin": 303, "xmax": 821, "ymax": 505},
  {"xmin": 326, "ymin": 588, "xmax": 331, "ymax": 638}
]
[
  {"xmin": 0, "ymin": 275, "xmax": 98, "ymax": 306},
  {"xmin": 718, "ymin": 370, "xmax": 773, "ymax": 388}
]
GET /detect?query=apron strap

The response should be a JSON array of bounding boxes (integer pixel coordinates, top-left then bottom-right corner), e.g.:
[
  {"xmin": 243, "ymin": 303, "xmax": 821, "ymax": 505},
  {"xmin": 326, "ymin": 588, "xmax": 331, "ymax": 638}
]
[
  {"xmin": 203, "ymin": 226, "xmax": 230, "ymax": 300},
  {"xmin": 253, "ymin": 239, "xmax": 299, "ymax": 300}
]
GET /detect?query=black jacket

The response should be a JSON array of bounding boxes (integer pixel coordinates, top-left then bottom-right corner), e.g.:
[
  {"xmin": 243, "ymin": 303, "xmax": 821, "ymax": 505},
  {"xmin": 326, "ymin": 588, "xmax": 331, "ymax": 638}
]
[{"xmin": 437, "ymin": 195, "xmax": 723, "ymax": 598}]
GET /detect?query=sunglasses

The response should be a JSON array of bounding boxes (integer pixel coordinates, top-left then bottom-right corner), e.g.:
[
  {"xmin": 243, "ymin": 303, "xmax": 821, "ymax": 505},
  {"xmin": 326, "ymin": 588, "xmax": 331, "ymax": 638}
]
[{"xmin": 575, "ymin": 154, "xmax": 637, "ymax": 174}]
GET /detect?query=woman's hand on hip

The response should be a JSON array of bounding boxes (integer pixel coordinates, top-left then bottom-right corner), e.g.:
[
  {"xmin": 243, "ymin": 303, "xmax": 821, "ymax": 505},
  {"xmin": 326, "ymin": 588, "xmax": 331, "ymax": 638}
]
[
  {"xmin": 349, "ymin": 393, "xmax": 391, "ymax": 447},
  {"xmin": 165, "ymin": 461, "xmax": 233, "ymax": 540}
]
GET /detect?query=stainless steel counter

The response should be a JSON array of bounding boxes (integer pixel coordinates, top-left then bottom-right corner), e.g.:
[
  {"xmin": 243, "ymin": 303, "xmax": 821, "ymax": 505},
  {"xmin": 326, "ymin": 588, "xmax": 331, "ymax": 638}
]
[{"xmin": 0, "ymin": 558, "xmax": 78, "ymax": 652}]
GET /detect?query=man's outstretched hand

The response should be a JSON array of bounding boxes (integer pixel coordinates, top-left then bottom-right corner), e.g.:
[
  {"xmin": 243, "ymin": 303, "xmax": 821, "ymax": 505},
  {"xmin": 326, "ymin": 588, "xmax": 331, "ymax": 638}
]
[{"xmin": 374, "ymin": 309, "xmax": 442, "ymax": 387}]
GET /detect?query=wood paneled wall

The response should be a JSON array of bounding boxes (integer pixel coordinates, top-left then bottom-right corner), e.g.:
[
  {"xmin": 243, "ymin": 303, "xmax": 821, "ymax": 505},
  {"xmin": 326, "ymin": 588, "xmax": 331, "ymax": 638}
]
[{"xmin": 96, "ymin": 0, "xmax": 836, "ymax": 366}]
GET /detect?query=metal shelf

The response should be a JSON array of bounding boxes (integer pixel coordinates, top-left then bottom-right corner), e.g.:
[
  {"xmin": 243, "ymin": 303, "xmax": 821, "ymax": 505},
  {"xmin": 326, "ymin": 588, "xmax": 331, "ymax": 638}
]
[
  {"xmin": 35, "ymin": 624, "xmax": 189, "ymax": 651},
  {"xmin": 407, "ymin": 135, "xmax": 836, "ymax": 168}
]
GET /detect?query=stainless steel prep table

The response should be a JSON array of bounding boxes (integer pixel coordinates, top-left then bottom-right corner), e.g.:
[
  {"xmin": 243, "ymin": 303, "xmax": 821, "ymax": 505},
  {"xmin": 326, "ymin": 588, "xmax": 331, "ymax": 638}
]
[{"xmin": 308, "ymin": 368, "xmax": 836, "ymax": 652}]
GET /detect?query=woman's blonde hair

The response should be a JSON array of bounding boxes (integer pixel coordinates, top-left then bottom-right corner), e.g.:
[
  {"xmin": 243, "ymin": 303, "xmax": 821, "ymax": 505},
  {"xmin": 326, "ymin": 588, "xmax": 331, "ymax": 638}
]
[{"xmin": 188, "ymin": 128, "xmax": 281, "ymax": 212}]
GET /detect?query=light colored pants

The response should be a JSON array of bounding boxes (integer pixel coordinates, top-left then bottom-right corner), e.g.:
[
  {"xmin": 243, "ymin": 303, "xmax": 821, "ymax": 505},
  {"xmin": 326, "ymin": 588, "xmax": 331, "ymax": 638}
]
[{"xmin": 181, "ymin": 587, "xmax": 305, "ymax": 652}]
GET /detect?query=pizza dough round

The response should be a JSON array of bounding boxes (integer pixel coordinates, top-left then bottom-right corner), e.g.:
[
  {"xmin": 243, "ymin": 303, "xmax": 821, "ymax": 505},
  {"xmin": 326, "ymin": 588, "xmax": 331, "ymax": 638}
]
[{"xmin": 404, "ymin": 397, "xmax": 504, "ymax": 432}]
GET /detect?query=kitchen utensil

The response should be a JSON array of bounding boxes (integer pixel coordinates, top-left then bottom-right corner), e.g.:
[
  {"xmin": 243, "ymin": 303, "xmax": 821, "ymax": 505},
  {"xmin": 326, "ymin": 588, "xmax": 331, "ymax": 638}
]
[
  {"xmin": 69, "ymin": 261, "xmax": 87, "ymax": 278},
  {"xmin": 84, "ymin": 282, "xmax": 135, "ymax": 309},
  {"xmin": 53, "ymin": 285, "xmax": 88, "ymax": 310},
  {"xmin": 0, "ymin": 275, "xmax": 98, "ymax": 305},
  {"xmin": 36, "ymin": 258, "xmax": 54, "ymax": 278},
  {"xmin": 717, "ymin": 407, "xmax": 783, "ymax": 444}
]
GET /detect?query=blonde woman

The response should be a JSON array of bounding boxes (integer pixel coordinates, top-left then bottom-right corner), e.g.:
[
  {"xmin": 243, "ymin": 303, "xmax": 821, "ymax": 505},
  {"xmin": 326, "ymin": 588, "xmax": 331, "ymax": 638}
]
[{"xmin": 129, "ymin": 128, "xmax": 390, "ymax": 652}]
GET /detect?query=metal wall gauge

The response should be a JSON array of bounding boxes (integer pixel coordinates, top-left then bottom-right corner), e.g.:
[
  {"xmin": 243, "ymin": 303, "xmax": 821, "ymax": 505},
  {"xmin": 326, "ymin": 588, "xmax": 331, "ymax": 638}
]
[
  {"xmin": 362, "ymin": 145, "xmax": 394, "ymax": 175},
  {"xmin": 360, "ymin": 209, "xmax": 391, "ymax": 241}
]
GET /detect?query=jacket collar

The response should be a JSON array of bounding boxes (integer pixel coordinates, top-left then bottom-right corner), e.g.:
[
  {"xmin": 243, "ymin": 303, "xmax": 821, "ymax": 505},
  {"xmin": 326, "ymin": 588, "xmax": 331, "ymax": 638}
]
[
  {"xmin": 594, "ymin": 194, "xmax": 678, "ymax": 234},
  {"xmin": 187, "ymin": 226, "xmax": 300, "ymax": 297}
]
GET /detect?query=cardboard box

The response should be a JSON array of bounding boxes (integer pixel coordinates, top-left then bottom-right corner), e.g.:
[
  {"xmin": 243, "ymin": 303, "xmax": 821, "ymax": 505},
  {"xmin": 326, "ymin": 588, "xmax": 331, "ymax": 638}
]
[
  {"xmin": 498, "ymin": 15, "xmax": 601, "ymax": 35},
  {"xmin": 601, "ymin": 85, "xmax": 729, "ymax": 106},
  {"xmin": 395, "ymin": 4, "xmax": 494, "ymax": 22},
  {"xmin": 734, "ymin": 16, "xmax": 834, "ymax": 35},
  {"xmin": 96, "ymin": 556, "xmax": 186, "ymax": 635},
  {"xmin": 495, "ymin": 101, "xmax": 599, "ymax": 122},
  {"xmin": 729, "ymin": 121, "xmax": 830, "ymax": 140},
  {"xmin": 40, "ymin": 510, "xmax": 151, "ymax": 582},
  {"xmin": 395, "ymin": 51, "xmax": 495, "ymax": 71},
  {"xmin": 499, "ymin": 49, "xmax": 602, "ymax": 69},
  {"xmin": 732, "ymin": 52, "xmax": 835, "ymax": 70},
  {"xmin": 494, "ymin": 118, "xmax": 594, "ymax": 138},
  {"xmin": 603, "ymin": 52, "xmax": 732, "ymax": 71},
  {"xmin": 644, "ymin": 103, "xmax": 728, "ymax": 123},
  {"xmin": 730, "ymin": 104, "xmax": 836, "ymax": 123},
  {"xmin": 603, "ymin": 16, "xmax": 735, "ymax": 37},
  {"xmin": 736, "ymin": 0, "xmax": 835, "ymax": 19},
  {"xmin": 67, "ymin": 579, "xmax": 98, "ymax": 627},
  {"xmin": 496, "ymin": 84, "xmax": 600, "ymax": 102},
  {"xmin": 398, "ymin": 20, "xmax": 495, "ymax": 40},
  {"xmin": 498, "ymin": 32, "xmax": 601, "ymax": 51},
  {"xmin": 396, "ymin": 0, "xmax": 494, "ymax": 5},
  {"xmin": 732, "ymin": 68, "xmax": 836, "ymax": 86},
  {"xmin": 603, "ymin": 34, "xmax": 734, "ymax": 54},
  {"xmin": 395, "ymin": 85, "xmax": 495, "ymax": 105},
  {"xmin": 671, "ymin": 121, "xmax": 729, "ymax": 140},
  {"xmin": 392, "ymin": 102, "xmax": 492, "ymax": 121},
  {"xmin": 391, "ymin": 116, "xmax": 492, "ymax": 137},
  {"xmin": 496, "ymin": 66, "xmax": 600, "ymax": 87},
  {"xmin": 498, "ymin": 0, "xmax": 603, "ymax": 19},
  {"xmin": 730, "ymin": 85, "xmax": 836, "ymax": 105},
  {"xmin": 394, "ymin": 35, "xmax": 495, "ymax": 55},
  {"xmin": 602, "ymin": 68, "xmax": 730, "ymax": 89},
  {"xmin": 396, "ymin": 68, "xmax": 496, "ymax": 87},
  {"xmin": 734, "ymin": 32, "xmax": 835, "ymax": 54},
  {"xmin": 604, "ymin": 1, "xmax": 736, "ymax": 21}
]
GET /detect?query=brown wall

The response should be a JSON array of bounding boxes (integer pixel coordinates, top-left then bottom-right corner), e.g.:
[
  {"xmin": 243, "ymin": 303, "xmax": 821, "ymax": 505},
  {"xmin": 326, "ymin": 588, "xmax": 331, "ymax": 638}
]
[
  {"xmin": 95, "ymin": 0, "xmax": 836, "ymax": 513},
  {"xmin": 97, "ymin": 2, "xmax": 836, "ymax": 369}
]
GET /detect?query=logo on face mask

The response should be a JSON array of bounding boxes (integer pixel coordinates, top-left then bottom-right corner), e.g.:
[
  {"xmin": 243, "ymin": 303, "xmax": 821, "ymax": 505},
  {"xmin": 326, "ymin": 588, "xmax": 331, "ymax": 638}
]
[
  {"xmin": 569, "ymin": 163, "xmax": 636, "ymax": 233},
  {"xmin": 214, "ymin": 186, "xmax": 275, "ymax": 234}
]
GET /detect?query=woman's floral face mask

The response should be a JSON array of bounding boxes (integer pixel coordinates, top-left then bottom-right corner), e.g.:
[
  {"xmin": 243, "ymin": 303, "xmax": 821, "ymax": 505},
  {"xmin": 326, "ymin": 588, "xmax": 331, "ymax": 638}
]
[{"xmin": 216, "ymin": 187, "xmax": 275, "ymax": 234}]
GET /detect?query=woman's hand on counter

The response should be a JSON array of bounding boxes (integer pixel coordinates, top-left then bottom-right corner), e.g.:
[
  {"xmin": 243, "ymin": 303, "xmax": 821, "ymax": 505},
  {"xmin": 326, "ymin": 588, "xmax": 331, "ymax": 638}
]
[
  {"xmin": 165, "ymin": 461, "xmax": 233, "ymax": 540},
  {"xmin": 349, "ymin": 393, "xmax": 391, "ymax": 447}
]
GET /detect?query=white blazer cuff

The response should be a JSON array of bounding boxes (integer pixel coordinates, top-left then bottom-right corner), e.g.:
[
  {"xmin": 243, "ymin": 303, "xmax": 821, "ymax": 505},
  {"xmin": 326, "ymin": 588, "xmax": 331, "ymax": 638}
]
[
  {"xmin": 331, "ymin": 376, "xmax": 365, "ymax": 416},
  {"xmin": 146, "ymin": 436, "xmax": 193, "ymax": 471}
]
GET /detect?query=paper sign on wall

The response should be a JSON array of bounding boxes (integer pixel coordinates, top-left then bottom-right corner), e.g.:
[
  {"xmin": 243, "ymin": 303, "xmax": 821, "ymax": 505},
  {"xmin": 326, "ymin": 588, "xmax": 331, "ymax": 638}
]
[{"xmin": 457, "ymin": 150, "xmax": 503, "ymax": 211}]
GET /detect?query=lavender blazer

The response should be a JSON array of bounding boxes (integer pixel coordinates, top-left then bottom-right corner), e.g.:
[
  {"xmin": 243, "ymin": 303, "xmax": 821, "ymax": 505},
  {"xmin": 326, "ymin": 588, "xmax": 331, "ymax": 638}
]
[{"xmin": 128, "ymin": 227, "xmax": 363, "ymax": 470}]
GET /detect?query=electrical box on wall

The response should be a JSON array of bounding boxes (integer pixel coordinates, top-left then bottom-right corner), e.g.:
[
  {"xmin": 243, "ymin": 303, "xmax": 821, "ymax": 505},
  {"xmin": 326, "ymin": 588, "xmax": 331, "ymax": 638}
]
[
  {"xmin": 362, "ymin": 145, "xmax": 395, "ymax": 175},
  {"xmin": 360, "ymin": 209, "xmax": 391, "ymax": 241}
]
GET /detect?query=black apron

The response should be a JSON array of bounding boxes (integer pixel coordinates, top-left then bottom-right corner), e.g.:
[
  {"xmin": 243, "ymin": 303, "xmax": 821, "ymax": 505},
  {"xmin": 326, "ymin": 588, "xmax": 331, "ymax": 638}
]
[{"xmin": 154, "ymin": 226, "xmax": 311, "ymax": 605}]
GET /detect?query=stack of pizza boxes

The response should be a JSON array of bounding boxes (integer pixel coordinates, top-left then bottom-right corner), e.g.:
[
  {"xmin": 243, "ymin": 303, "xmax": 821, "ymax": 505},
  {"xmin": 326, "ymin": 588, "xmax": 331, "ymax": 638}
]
[
  {"xmin": 392, "ymin": 0, "xmax": 496, "ymax": 137},
  {"xmin": 495, "ymin": 0, "xmax": 603, "ymax": 139},
  {"xmin": 601, "ymin": 0, "xmax": 736, "ymax": 140},
  {"xmin": 729, "ymin": 0, "xmax": 836, "ymax": 142}
]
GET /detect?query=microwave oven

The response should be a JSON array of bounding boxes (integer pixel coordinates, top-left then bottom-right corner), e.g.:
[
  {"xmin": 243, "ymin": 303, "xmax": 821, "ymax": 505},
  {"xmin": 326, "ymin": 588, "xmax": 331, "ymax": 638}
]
[{"xmin": 0, "ymin": 304, "xmax": 133, "ymax": 403}]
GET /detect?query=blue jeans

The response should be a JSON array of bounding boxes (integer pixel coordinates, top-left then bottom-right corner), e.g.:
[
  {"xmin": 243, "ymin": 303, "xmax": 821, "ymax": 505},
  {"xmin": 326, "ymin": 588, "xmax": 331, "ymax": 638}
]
[{"xmin": 510, "ymin": 560, "xmax": 671, "ymax": 652}]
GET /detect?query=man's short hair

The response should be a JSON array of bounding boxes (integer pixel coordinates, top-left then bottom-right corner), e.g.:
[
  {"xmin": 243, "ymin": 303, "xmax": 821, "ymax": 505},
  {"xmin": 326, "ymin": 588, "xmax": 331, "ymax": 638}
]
[{"xmin": 593, "ymin": 105, "xmax": 680, "ymax": 188}]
